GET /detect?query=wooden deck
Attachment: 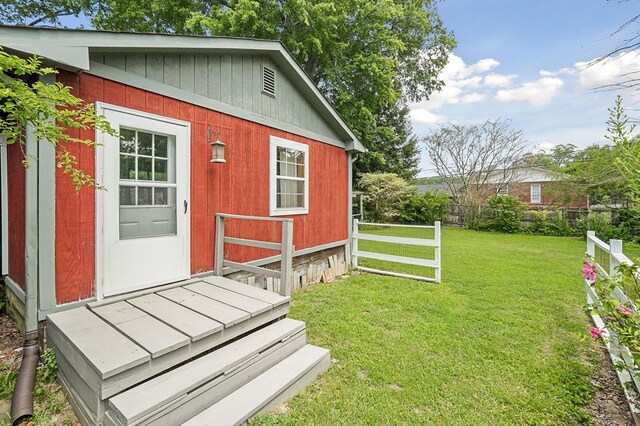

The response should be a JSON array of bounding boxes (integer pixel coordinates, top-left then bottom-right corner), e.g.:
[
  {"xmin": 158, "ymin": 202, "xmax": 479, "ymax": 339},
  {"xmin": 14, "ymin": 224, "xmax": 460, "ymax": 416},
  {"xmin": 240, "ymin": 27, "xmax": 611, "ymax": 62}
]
[{"xmin": 47, "ymin": 276, "xmax": 329, "ymax": 426}]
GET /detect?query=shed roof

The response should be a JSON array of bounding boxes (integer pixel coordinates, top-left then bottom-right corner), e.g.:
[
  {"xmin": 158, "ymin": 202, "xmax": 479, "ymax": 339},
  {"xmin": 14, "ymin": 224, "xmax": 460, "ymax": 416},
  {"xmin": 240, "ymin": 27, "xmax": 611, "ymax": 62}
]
[{"xmin": 0, "ymin": 25, "xmax": 365, "ymax": 153}]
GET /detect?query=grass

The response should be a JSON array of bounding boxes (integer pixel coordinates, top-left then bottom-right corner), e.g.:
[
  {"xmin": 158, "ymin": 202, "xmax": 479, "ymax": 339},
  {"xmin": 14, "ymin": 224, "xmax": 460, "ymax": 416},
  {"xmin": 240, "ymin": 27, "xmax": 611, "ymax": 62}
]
[{"xmin": 252, "ymin": 227, "xmax": 599, "ymax": 425}]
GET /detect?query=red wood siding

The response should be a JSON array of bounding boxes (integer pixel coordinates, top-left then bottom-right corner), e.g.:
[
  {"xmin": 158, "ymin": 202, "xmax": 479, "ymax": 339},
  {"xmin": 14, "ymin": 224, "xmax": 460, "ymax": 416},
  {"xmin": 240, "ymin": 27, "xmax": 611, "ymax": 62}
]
[
  {"xmin": 54, "ymin": 71, "xmax": 349, "ymax": 304},
  {"xmin": 7, "ymin": 142, "xmax": 25, "ymax": 289}
]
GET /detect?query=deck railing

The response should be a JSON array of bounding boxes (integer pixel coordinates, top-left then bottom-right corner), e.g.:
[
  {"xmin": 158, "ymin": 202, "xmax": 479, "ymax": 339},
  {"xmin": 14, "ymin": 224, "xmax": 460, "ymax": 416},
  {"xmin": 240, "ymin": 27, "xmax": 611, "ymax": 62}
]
[{"xmin": 214, "ymin": 213, "xmax": 294, "ymax": 296}]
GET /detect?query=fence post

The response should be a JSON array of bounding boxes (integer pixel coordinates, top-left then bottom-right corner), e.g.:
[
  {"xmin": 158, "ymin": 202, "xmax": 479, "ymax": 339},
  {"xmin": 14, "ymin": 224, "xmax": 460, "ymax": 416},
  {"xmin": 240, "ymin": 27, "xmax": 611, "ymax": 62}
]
[
  {"xmin": 586, "ymin": 230, "xmax": 596, "ymax": 258},
  {"xmin": 434, "ymin": 221, "xmax": 441, "ymax": 283},
  {"xmin": 280, "ymin": 220, "xmax": 294, "ymax": 297},
  {"xmin": 352, "ymin": 218, "xmax": 359, "ymax": 269},
  {"xmin": 610, "ymin": 239, "xmax": 623, "ymax": 276},
  {"xmin": 214, "ymin": 215, "xmax": 225, "ymax": 276}
]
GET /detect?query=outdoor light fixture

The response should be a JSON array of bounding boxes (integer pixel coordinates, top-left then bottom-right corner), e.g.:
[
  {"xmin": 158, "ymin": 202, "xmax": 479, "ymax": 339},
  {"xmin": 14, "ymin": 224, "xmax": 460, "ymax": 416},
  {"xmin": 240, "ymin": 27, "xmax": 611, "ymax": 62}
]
[{"xmin": 208, "ymin": 126, "xmax": 226, "ymax": 163}]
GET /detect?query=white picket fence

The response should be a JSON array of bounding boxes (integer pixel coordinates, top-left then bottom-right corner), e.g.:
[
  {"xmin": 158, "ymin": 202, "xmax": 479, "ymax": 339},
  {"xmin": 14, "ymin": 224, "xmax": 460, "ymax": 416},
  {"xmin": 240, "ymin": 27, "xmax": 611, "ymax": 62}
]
[
  {"xmin": 585, "ymin": 230, "xmax": 640, "ymax": 421},
  {"xmin": 352, "ymin": 220, "xmax": 441, "ymax": 283}
]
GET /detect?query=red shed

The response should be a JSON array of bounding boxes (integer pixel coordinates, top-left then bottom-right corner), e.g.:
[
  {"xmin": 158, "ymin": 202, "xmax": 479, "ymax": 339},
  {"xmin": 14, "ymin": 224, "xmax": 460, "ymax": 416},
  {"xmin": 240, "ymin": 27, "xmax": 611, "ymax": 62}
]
[{"xmin": 1, "ymin": 26, "xmax": 364, "ymax": 327}]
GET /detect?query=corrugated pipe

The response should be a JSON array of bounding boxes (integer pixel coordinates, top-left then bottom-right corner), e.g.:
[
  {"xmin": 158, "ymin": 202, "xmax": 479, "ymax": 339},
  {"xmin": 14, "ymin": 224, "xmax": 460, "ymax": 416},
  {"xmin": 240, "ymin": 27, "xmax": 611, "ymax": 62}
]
[{"xmin": 10, "ymin": 330, "xmax": 40, "ymax": 425}]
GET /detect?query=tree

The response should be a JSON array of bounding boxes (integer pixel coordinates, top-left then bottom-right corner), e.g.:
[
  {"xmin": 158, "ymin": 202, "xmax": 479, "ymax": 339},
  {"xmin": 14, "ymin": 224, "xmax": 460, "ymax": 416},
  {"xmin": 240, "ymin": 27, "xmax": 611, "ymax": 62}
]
[
  {"xmin": 359, "ymin": 173, "xmax": 410, "ymax": 222},
  {"xmin": 606, "ymin": 95, "xmax": 640, "ymax": 203},
  {"xmin": 424, "ymin": 119, "xmax": 527, "ymax": 226},
  {"xmin": 3, "ymin": 0, "xmax": 455, "ymax": 180},
  {"xmin": 521, "ymin": 143, "xmax": 578, "ymax": 170},
  {"xmin": 0, "ymin": 0, "xmax": 90, "ymax": 26},
  {"xmin": 1, "ymin": 49, "xmax": 115, "ymax": 188}
]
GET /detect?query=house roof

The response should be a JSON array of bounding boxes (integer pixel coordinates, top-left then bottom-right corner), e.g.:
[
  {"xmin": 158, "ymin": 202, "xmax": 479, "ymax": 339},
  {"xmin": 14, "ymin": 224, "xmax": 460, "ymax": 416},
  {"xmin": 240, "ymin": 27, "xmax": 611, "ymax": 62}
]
[{"xmin": 0, "ymin": 25, "xmax": 365, "ymax": 153}]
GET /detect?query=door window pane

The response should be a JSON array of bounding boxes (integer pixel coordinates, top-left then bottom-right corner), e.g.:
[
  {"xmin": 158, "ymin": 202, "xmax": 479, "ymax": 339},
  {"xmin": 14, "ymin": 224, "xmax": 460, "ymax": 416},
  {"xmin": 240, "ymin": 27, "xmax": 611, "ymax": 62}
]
[
  {"xmin": 138, "ymin": 132, "xmax": 153, "ymax": 155},
  {"xmin": 138, "ymin": 187, "xmax": 152, "ymax": 205},
  {"xmin": 120, "ymin": 128, "xmax": 136, "ymax": 153},
  {"xmin": 120, "ymin": 155, "xmax": 135, "ymax": 180},
  {"xmin": 138, "ymin": 157, "xmax": 152, "ymax": 180},
  {"xmin": 154, "ymin": 159, "xmax": 168, "ymax": 181},
  {"xmin": 155, "ymin": 135, "xmax": 168, "ymax": 157},
  {"xmin": 119, "ymin": 186, "xmax": 136, "ymax": 206}
]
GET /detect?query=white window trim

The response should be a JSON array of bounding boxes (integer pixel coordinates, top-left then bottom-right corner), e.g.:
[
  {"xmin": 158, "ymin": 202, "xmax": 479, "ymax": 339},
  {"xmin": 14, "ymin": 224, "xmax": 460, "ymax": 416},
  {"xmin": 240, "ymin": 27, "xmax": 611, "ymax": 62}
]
[
  {"xmin": 0, "ymin": 135, "xmax": 8, "ymax": 275},
  {"xmin": 530, "ymin": 184, "xmax": 542, "ymax": 204},
  {"xmin": 270, "ymin": 136, "xmax": 309, "ymax": 216},
  {"xmin": 496, "ymin": 186, "xmax": 508, "ymax": 196}
]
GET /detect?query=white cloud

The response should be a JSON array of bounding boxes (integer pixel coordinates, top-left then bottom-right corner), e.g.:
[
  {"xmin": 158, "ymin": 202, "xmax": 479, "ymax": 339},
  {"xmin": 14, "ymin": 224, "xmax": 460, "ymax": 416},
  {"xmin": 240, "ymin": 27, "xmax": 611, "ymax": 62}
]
[
  {"xmin": 575, "ymin": 51, "xmax": 640, "ymax": 89},
  {"xmin": 461, "ymin": 92, "xmax": 486, "ymax": 104},
  {"xmin": 473, "ymin": 58, "xmax": 500, "ymax": 73},
  {"xmin": 496, "ymin": 77, "xmax": 564, "ymax": 106},
  {"xmin": 484, "ymin": 73, "xmax": 517, "ymax": 88},
  {"xmin": 539, "ymin": 67, "xmax": 575, "ymax": 77},
  {"xmin": 409, "ymin": 109, "xmax": 445, "ymax": 124}
]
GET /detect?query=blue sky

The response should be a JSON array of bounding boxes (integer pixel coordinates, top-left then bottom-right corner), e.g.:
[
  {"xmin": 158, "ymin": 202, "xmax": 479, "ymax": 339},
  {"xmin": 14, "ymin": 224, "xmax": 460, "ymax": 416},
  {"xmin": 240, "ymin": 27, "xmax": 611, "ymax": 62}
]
[{"xmin": 411, "ymin": 0, "xmax": 640, "ymax": 176}]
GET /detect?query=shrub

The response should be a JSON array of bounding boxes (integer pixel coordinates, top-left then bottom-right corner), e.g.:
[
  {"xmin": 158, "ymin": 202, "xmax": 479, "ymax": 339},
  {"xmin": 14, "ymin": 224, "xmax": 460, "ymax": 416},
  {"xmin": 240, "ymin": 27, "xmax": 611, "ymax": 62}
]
[
  {"xmin": 577, "ymin": 211, "xmax": 623, "ymax": 242},
  {"xmin": 615, "ymin": 207, "xmax": 640, "ymax": 243},
  {"xmin": 399, "ymin": 191, "xmax": 450, "ymax": 225},
  {"xmin": 484, "ymin": 195, "xmax": 525, "ymax": 233},
  {"xmin": 359, "ymin": 173, "xmax": 410, "ymax": 222},
  {"xmin": 525, "ymin": 210, "xmax": 580, "ymax": 237}
]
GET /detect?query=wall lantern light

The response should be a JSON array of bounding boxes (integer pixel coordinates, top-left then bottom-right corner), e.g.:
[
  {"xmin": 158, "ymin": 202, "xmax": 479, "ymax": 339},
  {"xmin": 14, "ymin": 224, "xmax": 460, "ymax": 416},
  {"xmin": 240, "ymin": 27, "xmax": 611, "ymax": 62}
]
[{"xmin": 208, "ymin": 126, "xmax": 226, "ymax": 163}]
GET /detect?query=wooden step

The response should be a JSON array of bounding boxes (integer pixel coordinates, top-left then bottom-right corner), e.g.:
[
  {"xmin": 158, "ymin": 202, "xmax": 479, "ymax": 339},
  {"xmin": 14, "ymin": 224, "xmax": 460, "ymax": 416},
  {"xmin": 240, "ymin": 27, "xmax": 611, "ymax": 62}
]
[
  {"xmin": 182, "ymin": 345, "xmax": 331, "ymax": 426},
  {"xmin": 48, "ymin": 277, "xmax": 290, "ymax": 425},
  {"xmin": 103, "ymin": 319, "xmax": 306, "ymax": 426}
]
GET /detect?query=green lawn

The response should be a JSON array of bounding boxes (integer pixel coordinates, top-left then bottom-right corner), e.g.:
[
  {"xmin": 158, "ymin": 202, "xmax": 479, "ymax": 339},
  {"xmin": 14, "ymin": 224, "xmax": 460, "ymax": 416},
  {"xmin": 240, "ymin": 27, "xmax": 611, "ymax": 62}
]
[{"xmin": 252, "ymin": 227, "xmax": 599, "ymax": 425}]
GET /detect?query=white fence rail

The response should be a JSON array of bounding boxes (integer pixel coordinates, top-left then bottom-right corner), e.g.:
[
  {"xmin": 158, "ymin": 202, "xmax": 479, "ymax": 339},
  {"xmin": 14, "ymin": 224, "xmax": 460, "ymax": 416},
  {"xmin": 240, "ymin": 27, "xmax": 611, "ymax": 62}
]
[
  {"xmin": 585, "ymin": 231, "xmax": 640, "ymax": 421},
  {"xmin": 352, "ymin": 220, "xmax": 441, "ymax": 283}
]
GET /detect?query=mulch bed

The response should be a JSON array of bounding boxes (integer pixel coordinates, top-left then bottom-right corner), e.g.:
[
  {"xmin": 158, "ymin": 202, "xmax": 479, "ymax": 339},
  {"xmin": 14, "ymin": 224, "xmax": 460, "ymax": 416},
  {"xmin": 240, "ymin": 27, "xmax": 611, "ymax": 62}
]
[{"xmin": 584, "ymin": 344, "xmax": 635, "ymax": 425}]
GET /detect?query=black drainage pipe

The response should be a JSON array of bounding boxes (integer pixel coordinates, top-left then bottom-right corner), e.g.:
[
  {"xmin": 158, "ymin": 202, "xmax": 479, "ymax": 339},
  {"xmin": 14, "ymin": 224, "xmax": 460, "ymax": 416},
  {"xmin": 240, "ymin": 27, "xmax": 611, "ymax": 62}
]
[{"xmin": 10, "ymin": 331, "xmax": 40, "ymax": 425}]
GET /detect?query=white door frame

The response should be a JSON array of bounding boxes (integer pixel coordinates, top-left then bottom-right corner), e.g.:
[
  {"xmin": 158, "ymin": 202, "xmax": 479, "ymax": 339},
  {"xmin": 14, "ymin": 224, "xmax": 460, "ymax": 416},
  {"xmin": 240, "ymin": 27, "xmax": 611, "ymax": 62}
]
[
  {"xmin": 95, "ymin": 102, "xmax": 191, "ymax": 300},
  {"xmin": 0, "ymin": 135, "xmax": 8, "ymax": 276}
]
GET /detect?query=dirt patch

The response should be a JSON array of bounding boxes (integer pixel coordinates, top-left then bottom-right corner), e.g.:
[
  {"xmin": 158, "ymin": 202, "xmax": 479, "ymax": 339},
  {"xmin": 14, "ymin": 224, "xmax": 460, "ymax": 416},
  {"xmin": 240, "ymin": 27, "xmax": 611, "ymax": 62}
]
[
  {"xmin": 0, "ymin": 313, "xmax": 23, "ymax": 368},
  {"xmin": 584, "ymin": 344, "xmax": 635, "ymax": 426}
]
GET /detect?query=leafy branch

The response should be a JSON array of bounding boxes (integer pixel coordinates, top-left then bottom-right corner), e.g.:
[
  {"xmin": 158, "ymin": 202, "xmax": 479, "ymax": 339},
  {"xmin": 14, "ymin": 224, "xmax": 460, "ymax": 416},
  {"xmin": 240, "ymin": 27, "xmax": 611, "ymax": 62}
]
[{"xmin": 0, "ymin": 49, "xmax": 116, "ymax": 189}]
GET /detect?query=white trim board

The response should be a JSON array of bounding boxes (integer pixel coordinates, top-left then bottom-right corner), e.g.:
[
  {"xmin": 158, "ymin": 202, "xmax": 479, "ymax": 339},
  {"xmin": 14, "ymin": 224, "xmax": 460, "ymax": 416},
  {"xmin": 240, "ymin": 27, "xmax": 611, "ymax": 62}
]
[{"xmin": 269, "ymin": 136, "xmax": 309, "ymax": 217}]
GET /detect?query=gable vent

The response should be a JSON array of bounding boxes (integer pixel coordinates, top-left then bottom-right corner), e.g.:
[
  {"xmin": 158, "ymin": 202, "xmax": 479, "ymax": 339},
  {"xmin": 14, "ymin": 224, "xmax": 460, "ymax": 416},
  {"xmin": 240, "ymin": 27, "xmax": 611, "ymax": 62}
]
[{"xmin": 262, "ymin": 65, "xmax": 276, "ymax": 98}]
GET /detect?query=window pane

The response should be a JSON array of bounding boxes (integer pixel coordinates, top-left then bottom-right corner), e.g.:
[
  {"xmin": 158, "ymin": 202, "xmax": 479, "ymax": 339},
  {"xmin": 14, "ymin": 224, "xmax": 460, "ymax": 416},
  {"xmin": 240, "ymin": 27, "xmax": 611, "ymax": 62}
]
[
  {"xmin": 120, "ymin": 128, "xmax": 136, "ymax": 154},
  {"xmin": 138, "ymin": 187, "xmax": 152, "ymax": 205},
  {"xmin": 155, "ymin": 134, "xmax": 168, "ymax": 157},
  {"xmin": 119, "ymin": 186, "xmax": 135, "ymax": 206},
  {"xmin": 154, "ymin": 187, "xmax": 168, "ymax": 205},
  {"xmin": 120, "ymin": 155, "xmax": 135, "ymax": 180},
  {"xmin": 154, "ymin": 159, "xmax": 167, "ymax": 181},
  {"xmin": 296, "ymin": 162, "xmax": 304, "ymax": 178},
  {"xmin": 138, "ymin": 132, "xmax": 153, "ymax": 155},
  {"xmin": 296, "ymin": 194, "xmax": 304, "ymax": 207},
  {"xmin": 138, "ymin": 157, "xmax": 152, "ymax": 180},
  {"xmin": 296, "ymin": 180, "xmax": 305, "ymax": 195}
]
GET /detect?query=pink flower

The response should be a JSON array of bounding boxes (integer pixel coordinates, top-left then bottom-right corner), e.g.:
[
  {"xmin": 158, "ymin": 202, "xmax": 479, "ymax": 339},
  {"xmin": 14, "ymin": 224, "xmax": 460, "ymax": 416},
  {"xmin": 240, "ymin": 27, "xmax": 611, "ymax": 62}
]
[
  {"xmin": 618, "ymin": 306, "xmax": 635, "ymax": 318},
  {"xmin": 590, "ymin": 327, "xmax": 605, "ymax": 339},
  {"xmin": 581, "ymin": 262, "xmax": 597, "ymax": 282}
]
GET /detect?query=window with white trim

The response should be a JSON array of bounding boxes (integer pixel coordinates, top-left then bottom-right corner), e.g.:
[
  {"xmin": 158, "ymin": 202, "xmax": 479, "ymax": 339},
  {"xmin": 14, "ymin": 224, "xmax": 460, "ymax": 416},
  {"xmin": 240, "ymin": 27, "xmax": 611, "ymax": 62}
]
[
  {"xmin": 530, "ymin": 184, "xmax": 542, "ymax": 204},
  {"xmin": 496, "ymin": 186, "xmax": 508, "ymax": 196},
  {"xmin": 270, "ymin": 136, "xmax": 309, "ymax": 216}
]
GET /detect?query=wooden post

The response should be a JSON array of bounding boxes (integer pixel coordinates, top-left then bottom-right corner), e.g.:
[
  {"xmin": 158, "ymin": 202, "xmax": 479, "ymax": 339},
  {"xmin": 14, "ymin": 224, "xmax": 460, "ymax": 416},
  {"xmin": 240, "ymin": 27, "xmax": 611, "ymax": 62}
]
[
  {"xmin": 359, "ymin": 194, "xmax": 364, "ymax": 221},
  {"xmin": 280, "ymin": 220, "xmax": 294, "ymax": 297},
  {"xmin": 586, "ymin": 230, "xmax": 596, "ymax": 258},
  {"xmin": 352, "ymin": 218, "xmax": 359, "ymax": 268},
  {"xmin": 434, "ymin": 221, "xmax": 441, "ymax": 283},
  {"xmin": 610, "ymin": 239, "xmax": 623, "ymax": 276},
  {"xmin": 214, "ymin": 215, "xmax": 225, "ymax": 276}
]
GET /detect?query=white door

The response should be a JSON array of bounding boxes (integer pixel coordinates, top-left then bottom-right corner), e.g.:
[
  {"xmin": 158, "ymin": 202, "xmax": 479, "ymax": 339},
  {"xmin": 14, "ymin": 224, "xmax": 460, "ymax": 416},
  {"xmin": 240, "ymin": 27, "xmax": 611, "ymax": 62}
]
[{"xmin": 97, "ymin": 104, "xmax": 190, "ymax": 298}]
